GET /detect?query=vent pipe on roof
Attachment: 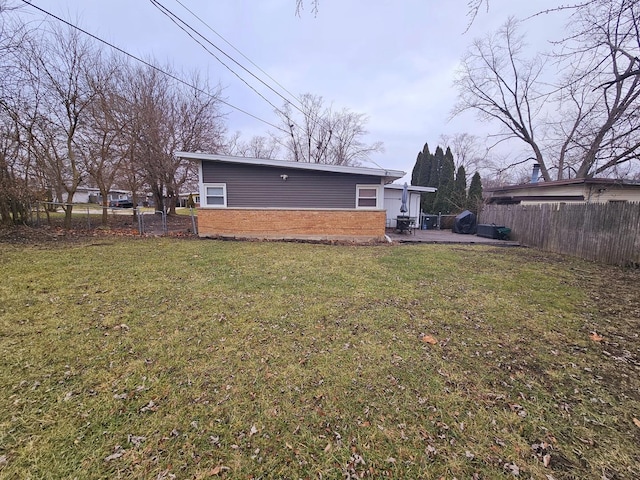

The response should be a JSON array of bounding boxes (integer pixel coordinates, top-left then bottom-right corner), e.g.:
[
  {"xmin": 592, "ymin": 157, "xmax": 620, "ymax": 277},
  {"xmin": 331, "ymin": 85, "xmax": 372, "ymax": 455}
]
[{"xmin": 531, "ymin": 163, "xmax": 541, "ymax": 183}]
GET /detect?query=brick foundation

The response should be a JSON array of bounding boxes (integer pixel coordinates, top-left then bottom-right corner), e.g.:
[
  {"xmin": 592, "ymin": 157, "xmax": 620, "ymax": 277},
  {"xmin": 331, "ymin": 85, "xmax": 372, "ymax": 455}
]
[{"xmin": 198, "ymin": 208, "xmax": 387, "ymax": 242}]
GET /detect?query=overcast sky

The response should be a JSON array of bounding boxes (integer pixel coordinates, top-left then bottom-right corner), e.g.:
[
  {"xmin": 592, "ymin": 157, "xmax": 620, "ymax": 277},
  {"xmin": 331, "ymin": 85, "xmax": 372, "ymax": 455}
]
[{"xmin": 22, "ymin": 0, "xmax": 568, "ymax": 182}]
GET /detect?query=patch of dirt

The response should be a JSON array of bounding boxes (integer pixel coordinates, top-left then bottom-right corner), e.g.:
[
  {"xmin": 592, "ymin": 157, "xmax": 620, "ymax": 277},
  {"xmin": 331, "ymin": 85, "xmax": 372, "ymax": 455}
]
[{"xmin": 0, "ymin": 214, "xmax": 196, "ymax": 245}]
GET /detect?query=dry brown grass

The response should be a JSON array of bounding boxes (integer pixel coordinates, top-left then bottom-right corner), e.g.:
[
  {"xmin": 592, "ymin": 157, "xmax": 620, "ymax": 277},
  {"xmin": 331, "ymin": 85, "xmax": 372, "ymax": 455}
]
[{"xmin": 0, "ymin": 238, "xmax": 638, "ymax": 479}]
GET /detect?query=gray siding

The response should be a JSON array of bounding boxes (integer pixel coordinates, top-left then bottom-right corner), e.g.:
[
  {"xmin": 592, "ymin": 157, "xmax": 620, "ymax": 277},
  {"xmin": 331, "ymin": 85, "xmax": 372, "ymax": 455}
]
[{"xmin": 202, "ymin": 161, "xmax": 381, "ymax": 209}]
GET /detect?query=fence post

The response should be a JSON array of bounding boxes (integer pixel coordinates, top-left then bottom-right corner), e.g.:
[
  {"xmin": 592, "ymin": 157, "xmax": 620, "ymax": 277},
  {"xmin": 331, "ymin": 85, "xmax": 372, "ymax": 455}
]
[
  {"xmin": 137, "ymin": 207, "xmax": 144, "ymax": 235},
  {"xmin": 190, "ymin": 207, "xmax": 197, "ymax": 235},
  {"xmin": 162, "ymin": 208, "xmax": 168, "ymax": 235}
]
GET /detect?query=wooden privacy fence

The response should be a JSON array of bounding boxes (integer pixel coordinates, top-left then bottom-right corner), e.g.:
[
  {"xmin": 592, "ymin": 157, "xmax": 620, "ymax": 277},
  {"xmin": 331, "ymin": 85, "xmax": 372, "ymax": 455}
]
[{"xmin": 480, "ymin": 202, "xmax": 640, "ymax": 266}]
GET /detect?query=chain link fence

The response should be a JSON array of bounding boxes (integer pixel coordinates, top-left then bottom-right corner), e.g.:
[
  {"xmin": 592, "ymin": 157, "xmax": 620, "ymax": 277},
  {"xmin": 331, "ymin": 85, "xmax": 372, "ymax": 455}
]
[{"xmin": 31, "ymin": 202, "xmax": 197, "ymax": 236}]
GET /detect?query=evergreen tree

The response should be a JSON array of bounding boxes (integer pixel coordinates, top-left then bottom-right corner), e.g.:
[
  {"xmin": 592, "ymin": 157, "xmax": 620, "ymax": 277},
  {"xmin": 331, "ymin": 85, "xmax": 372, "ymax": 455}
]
[
  {"xmin": 453, "ymin": 165, "xmax": 467, "ymax": 212},
  {"xmin": 432, "ymin": 147, "xmax": 455, "ymax": 214},
  {"xmin": 417, "ymin": 143, "xmax": 431, "ymax": 188},
  {"xmin": 467, "ymin": 171, "xmax": 483, "ymax": 214},
  {"xmin": 411, "ymin": 143, "xmax": 431, "ymax": 186},
  {"xmin": 429, "ymin": 146, "xmax": 444, "ymax": 189},
  {"xmin": 411, "ymin": 151, "xmax": 422, "ymax": 186},
  {"xmin": 421, "ymin": 146, "xmax": 442, "ymax": 213}
]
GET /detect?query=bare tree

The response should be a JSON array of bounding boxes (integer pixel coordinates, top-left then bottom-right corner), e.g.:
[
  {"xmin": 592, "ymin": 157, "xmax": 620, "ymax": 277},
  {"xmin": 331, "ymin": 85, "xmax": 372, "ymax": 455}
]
[
  {"xmin": 438, "ymin": 132, "xmax": 490, "ymax": 180},
  {"xmin": 22, "ymin": 25, "xmax": 101, "ymax": 228},
  {"xmin": 82, "ymin": 53, "xmax": 130, "ymax": 225},
  {"xmin": 0, "ymin": 0, "xmax": 36, "ymax": 224},
  {"xmin": 275, "ymin": 93, "xmax": 383, "ymax": 166},
  {"xmin": 124, "ymin": 63, "xmax": 226, "ymax": 214},
  {"xmin": 224, "ymin": 132, "xmax": 281, "ymax": 158},
  {"xmin": 557, "ymin": 0, "xmax": 640, "ymax": 178},
  {"xmin": 456, "ymin": 1, "xmax": 640, "ymax": 181},
  {"xmin": 295, "ymin": 0, "xmax": 319, "ymax": 16},
  {"xmin": 453, "ymin": 18, "xmax": 552, "ymax": 179},
  {"xmin": 0, "ymin": 105, "xmax": 31, "ymax": 224}
]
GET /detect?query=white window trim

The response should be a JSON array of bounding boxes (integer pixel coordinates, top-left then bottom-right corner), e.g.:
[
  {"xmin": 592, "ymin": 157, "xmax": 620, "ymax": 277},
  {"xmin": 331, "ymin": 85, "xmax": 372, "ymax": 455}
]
[
  {"xmin": 355, "ymin": 184, "xmax": 382, "ymax": 209},
  {"xmin": 201, "ymin": 183, "xmax": 227, "ymax": 208}
]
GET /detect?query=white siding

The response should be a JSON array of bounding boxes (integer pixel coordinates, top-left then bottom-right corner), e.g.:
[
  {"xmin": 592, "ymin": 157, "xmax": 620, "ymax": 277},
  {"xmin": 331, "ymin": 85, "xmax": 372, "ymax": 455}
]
[{"xmin": 383, "ymin": 189, "xmax": 421, "ymax": 227}]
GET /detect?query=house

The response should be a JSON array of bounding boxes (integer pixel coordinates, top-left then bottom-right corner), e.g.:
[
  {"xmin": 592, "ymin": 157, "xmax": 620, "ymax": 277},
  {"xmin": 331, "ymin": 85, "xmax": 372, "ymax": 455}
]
[
  {"xmin": 176, "ymin": 152, "xmax": 405, "ymax": 242},
  {"xmin": 383, "ymin": 184, "xmax": 436, "ymax": 228},
  {"xmin": 485, "ymin": 178, "xmax": 640, "ymax": 205},
  {"xmin": 177, "ymin": 192, "xmax": 200, "ymax": 208},
  {"xmin": 67, "ymin": 187, "xmax": 130, "ymax": 205}
]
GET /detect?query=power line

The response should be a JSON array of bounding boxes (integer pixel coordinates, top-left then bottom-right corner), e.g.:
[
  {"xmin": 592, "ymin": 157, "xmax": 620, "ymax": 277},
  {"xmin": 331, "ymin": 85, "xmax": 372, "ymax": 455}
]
[
  {"xmin": 148, "ymin": 0, "xmax": 287, "ymax": 118},
  {"xmin": 148, "ymin": 0, "xmax": 327, "ymax": 155},
  {"xmin": 149, "ymin": 0, "xmax": 313, "ymax": 127},
  {"xmin": 172, "ymin": 0, "xmax": 304, "ymax": 108},
  {"xmin": 19, "ymin": 0, "xmax": 288, "ymax": 133},
  {"xmin": 156, "ymin": 0, "xmax": 343, "ymax": 160}
]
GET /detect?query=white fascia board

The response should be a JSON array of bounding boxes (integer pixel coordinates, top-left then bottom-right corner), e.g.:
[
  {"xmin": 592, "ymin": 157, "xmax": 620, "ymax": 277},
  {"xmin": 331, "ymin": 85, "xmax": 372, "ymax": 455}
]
[
  {"xmin": 384, "ymin": 183, "xmax": 437, "ymax": 193},
  {"xmin": 177, "ymin": 152, "xmax": 405, "ymax": 182}
]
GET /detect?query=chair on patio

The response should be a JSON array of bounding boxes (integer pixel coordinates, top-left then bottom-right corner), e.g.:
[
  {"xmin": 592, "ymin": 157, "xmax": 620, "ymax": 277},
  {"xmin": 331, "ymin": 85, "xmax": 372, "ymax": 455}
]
[
  {"xmin": 408, "ymin": 217, "xmax": 417, "ymax": 234},
  {"xmin": 396, "ymin": 216, "xmax": 416, "ymax": 234}
]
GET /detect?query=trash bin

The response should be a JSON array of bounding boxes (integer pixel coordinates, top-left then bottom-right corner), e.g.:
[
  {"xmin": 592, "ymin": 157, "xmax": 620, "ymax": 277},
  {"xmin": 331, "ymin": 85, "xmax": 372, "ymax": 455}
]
[
  {"xmin": 477, "ymin": 224, "xmax": 510, "ymax": 239},
  {"xmin": 496, "ymin": 227, "xmax": 511, "ymax": 240},
  {"xmin": 421, "ymin": 215, "xmax": 437, "ymax": 230}
]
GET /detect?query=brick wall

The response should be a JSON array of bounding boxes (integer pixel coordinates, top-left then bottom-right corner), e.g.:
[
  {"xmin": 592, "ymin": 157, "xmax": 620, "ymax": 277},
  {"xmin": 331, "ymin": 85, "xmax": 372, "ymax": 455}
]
[{"xmin": 198, "ymin": 208, "xmax": 387, "ymax": 242}]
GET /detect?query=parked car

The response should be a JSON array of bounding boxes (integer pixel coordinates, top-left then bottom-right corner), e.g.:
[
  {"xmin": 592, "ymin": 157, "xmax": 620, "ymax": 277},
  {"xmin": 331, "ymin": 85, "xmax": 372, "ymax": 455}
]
[{"xmin": 109, "ymin": 199, "xmax": 134, "ymax": 208}]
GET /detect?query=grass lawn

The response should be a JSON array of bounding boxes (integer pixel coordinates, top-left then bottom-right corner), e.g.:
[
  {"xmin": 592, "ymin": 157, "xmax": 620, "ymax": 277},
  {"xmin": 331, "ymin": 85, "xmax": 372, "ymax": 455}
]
[{"xmin": 0, "ymin": 238, "xmax": 638, "ymax": 479}]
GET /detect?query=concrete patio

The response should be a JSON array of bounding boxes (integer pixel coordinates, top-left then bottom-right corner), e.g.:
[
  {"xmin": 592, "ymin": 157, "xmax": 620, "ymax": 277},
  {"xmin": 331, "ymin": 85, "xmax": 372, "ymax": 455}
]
[{"xmin": 386, "ymin": 228, "xmax": 520, "ymax": 246}]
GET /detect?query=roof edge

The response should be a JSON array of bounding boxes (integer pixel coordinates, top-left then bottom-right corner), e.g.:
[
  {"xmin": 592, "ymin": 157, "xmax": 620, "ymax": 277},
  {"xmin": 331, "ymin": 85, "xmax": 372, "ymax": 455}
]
[
  {"xmin": 486, "ymin": 177, "xmax": 640, "ymax": 193},
  {"xmin": 177, "ymin": 152, "xmax": 405, "ymax": 181}
]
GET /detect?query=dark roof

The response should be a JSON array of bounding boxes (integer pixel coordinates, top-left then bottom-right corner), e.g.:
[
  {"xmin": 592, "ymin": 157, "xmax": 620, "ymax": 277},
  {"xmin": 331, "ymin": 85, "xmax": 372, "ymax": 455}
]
[
  {"xmin": 487, "ymin": 195, "xmax": 585, "ymax": 204},
  {"xmin": 177, "ymin": 152, "xmax": 405, "ymax": 183},
  {"xmin": 485, "ymin": 177, "xmax": 640, "ymax": 193}
]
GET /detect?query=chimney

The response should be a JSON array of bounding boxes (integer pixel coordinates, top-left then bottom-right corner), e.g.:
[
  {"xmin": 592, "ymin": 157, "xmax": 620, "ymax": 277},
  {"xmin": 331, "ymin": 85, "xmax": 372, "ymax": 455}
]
[{"xmin": 531, "ymin": 163, "xmax": 540, "ymax": 183}]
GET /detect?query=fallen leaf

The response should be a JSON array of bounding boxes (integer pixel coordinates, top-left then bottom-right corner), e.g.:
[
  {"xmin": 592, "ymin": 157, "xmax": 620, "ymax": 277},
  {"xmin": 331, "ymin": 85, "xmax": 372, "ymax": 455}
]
[
  {"xmin": 633, "ymin": 418, "xmax": 640, "ymax": 428},
  {"xmin": 104, "ymin": 446, "xmax": 125, "ymax": 462},
  {"xmin": 128, "ymin": 435, "xmax": 146, "ymax": 447},
  {"xmin": 589, "ymin": 332, "xmax": 603, "ymax": 342},
  {"xmin": 249, "ymin": 425, "xmax": 258, "ymax": 437},
  {"xmin": 543, "ymin": 454, "xmax": 551, "ymax": 467},
  {"xmin": 140, "ymin": 400, "xmax": 157, "ymax": 413},
  {"xmin": 210, "ymin": 465, "xmax": 221, "ymax": 475},
  {"xmin": 503, "ymin": 462, "xmax": 520, "ymax": 476},
  {"xmin": 324, "ymin": 442, "xmax": 331, "ymax": 452},
  {"xmin": 421, "ymin": 335, "xmax": 438, "ymax": 345}
]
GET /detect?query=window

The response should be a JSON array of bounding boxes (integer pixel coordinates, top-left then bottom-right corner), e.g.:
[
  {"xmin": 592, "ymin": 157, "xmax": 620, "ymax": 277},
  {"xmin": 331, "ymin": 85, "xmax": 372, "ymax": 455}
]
[
  {"xmin": 203, "ymin": 183, "xmax": 227, "ymax": 207},
  {"xmin": 356, "ymin": 185, "xmax": 380, "ymax": 209}
]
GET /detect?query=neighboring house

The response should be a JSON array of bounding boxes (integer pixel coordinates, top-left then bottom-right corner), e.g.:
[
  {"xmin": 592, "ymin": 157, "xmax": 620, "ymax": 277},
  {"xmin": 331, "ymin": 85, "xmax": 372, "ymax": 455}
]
[
  {"xmin": 383, "ymin": 184, "xmax": 436, "ymax": 228},
  {"xmin": 177, "ymin": 192, "xmax": 200, "ymax": 208},
  {"xmin": 70, "ymin": 187, "xmax": 130, "ymax": 204},
  {"xmin": 98, "ymin": 189, "xmax": 132, "ymax": 204},
  {"xmin": 485, "ymin": 178, "xmax": 640, "ymax": 205},
  {"xmin": 177, "ymin": 152, "xmax": 404, "ymax": 242},
  {"xmin": 71, "ymin": 187, "xmax": 101, "ymax": 204}
]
